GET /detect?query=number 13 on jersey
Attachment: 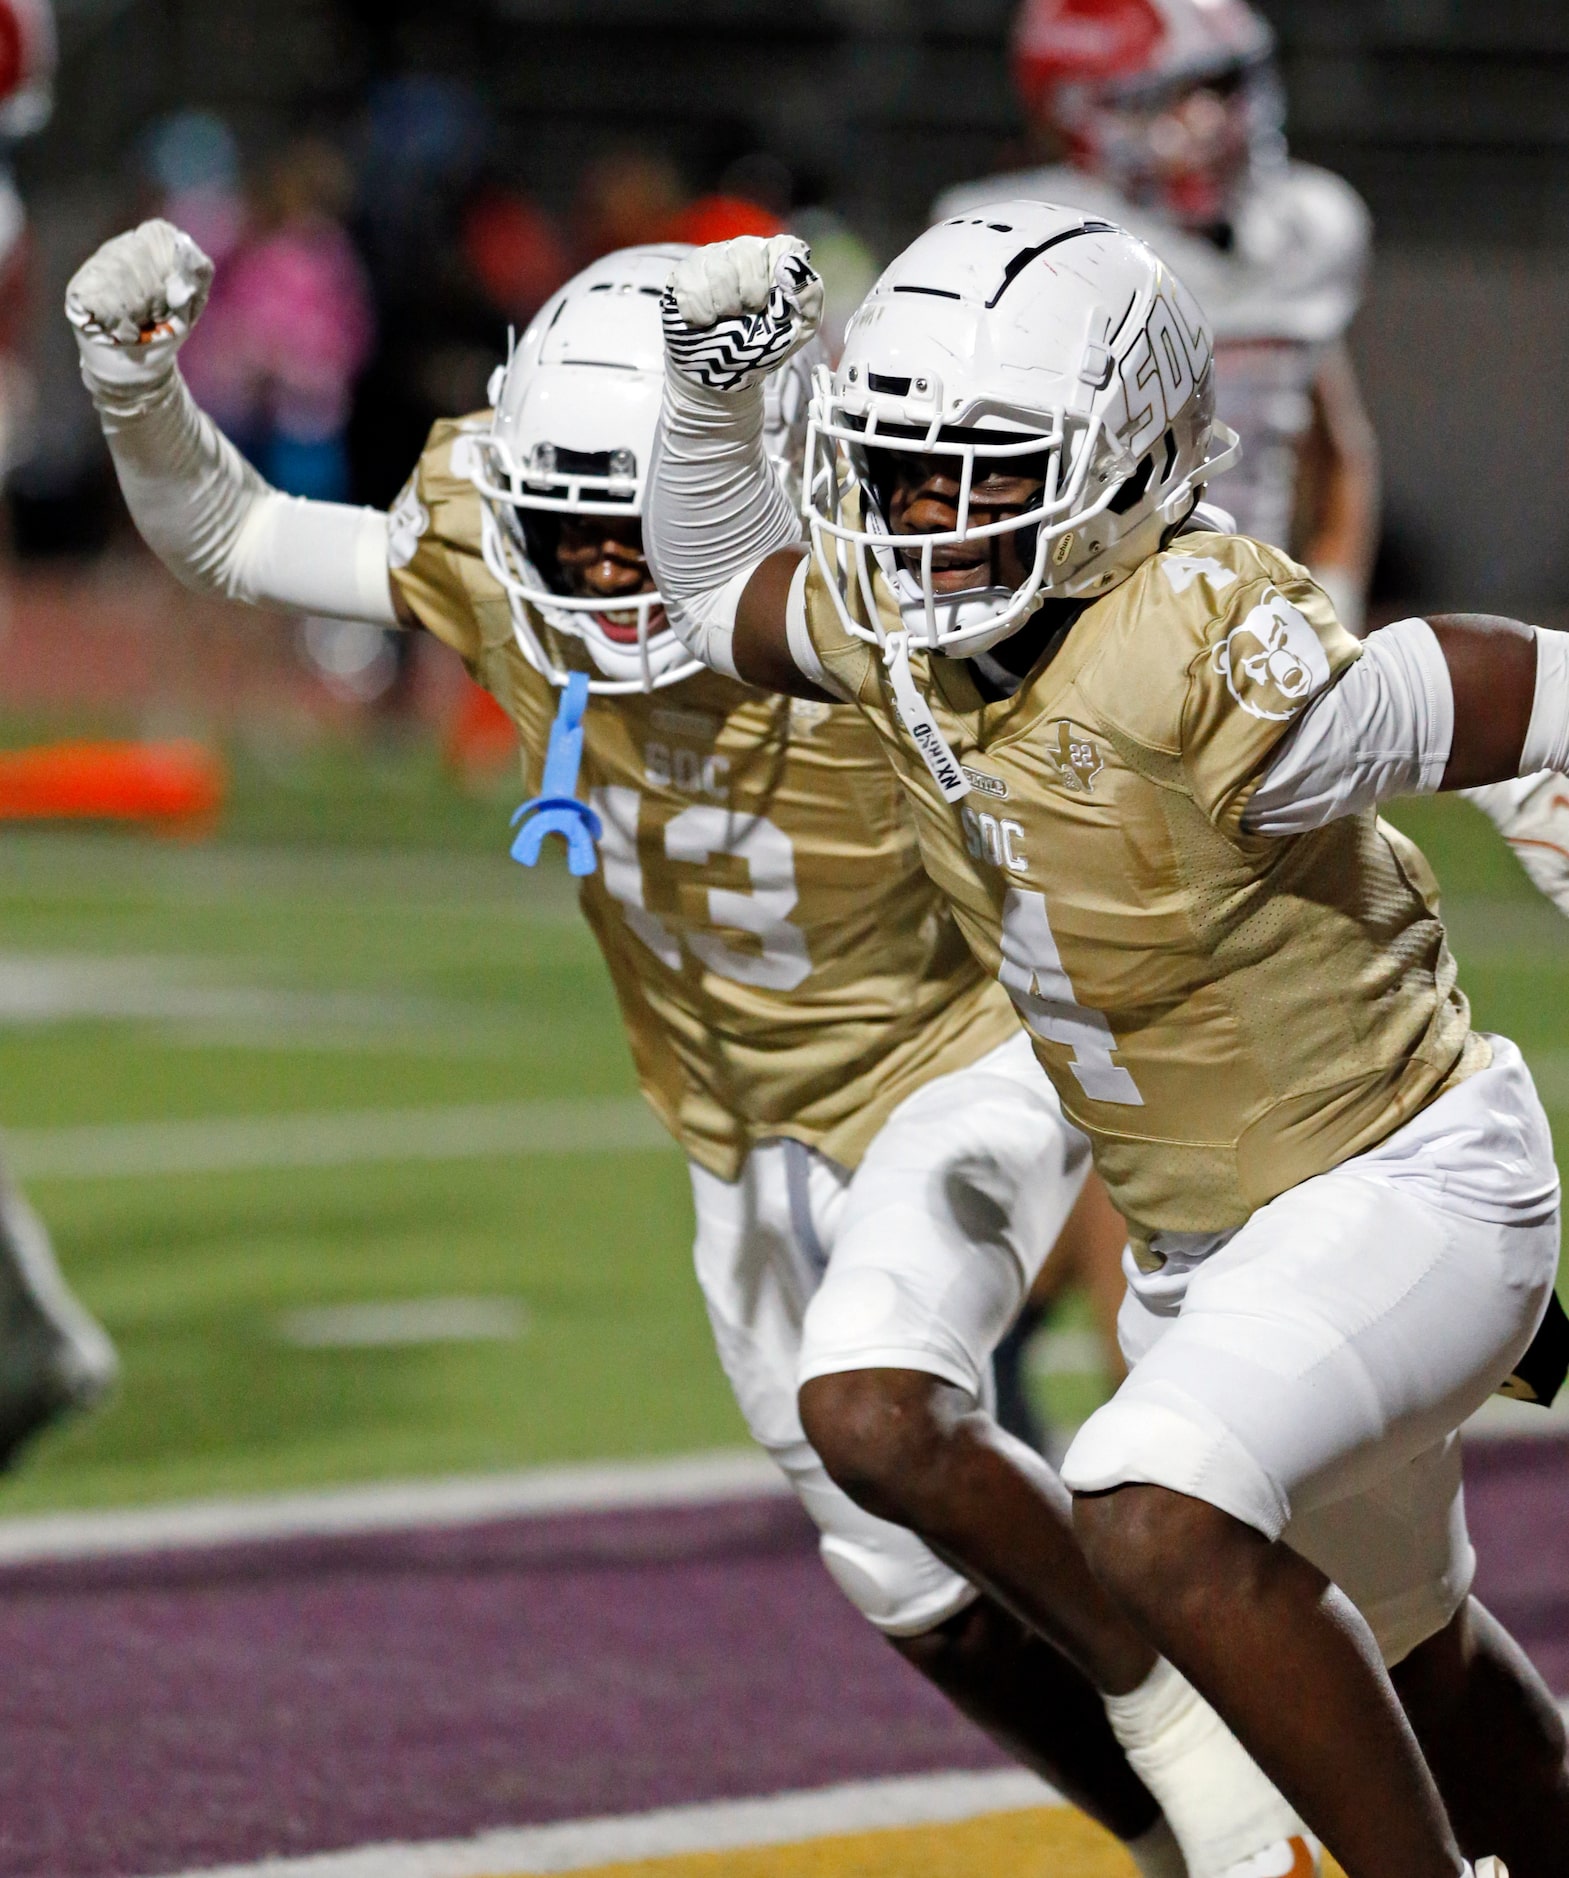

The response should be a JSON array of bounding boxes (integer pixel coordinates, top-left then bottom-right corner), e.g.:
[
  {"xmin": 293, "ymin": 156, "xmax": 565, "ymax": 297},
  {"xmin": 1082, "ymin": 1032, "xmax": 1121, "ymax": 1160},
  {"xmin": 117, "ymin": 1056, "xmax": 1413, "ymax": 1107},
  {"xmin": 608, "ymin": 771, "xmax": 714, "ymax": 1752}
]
[{"xmin": 593, "ymin": 785, "xmax": 813, "ymax": 993}]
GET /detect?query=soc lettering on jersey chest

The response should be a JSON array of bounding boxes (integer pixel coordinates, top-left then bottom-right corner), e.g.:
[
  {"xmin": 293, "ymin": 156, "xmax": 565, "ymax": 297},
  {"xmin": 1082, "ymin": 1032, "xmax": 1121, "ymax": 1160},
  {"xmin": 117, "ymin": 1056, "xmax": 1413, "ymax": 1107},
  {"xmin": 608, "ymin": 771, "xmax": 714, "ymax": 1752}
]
[
  {"xmin": 644, "ymin": 739, "xmax": 731, "ymax": 801},
  {"xmin": 961, "ymin": 806, "xmax": 1028, "ymax": 878}
]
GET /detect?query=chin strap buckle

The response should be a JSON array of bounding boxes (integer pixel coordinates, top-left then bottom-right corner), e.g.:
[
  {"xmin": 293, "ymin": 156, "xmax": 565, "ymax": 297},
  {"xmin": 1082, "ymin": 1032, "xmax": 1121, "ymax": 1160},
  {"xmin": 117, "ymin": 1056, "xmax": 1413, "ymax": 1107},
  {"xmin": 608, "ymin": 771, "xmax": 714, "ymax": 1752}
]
[
  {"xmin": 510, "ymin": 671, "xmax": 603, "ymax": 877},
  {"xmin": 883, "ymin": 631, "xmax": 970, "ymax": 804}
]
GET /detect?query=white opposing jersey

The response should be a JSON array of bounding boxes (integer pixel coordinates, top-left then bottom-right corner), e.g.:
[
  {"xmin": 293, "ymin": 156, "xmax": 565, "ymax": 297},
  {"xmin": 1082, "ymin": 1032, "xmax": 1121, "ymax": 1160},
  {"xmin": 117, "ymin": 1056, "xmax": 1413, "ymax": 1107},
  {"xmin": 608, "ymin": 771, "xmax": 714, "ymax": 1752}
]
[{"xmin": 933, "ymin": 161, "xmax": 1371, "ymax": 551}]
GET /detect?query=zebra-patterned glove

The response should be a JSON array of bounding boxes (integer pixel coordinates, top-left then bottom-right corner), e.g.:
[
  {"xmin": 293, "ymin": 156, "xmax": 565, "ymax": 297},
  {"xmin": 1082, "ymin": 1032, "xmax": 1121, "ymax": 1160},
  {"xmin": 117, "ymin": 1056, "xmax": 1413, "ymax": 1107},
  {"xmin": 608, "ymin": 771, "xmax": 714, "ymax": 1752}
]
[{"xmin": 662, "ymin": 235, "xmax": 825, "ymax": 394}]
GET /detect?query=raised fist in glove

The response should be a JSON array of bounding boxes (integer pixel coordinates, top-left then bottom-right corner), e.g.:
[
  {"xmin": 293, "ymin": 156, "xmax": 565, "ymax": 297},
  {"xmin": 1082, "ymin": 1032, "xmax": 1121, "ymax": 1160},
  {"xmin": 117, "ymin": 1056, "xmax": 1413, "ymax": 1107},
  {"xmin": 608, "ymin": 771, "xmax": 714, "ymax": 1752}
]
[
  {"xmin": 663, "ymin": 234, "xmax": 824, "ymax": 394},
  {"xmin": 66, "ymin": 220, "xmax": 214, "ymax": 402}
]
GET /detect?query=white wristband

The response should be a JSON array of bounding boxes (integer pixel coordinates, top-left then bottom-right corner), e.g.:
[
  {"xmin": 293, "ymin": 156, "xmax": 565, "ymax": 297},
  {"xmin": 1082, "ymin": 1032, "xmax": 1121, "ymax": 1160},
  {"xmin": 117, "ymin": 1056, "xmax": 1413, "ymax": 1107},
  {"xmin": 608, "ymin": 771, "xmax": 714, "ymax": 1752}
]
[{"xmin": 1519, "ymin": 626, "xmax": 1569, "ymax": 776}]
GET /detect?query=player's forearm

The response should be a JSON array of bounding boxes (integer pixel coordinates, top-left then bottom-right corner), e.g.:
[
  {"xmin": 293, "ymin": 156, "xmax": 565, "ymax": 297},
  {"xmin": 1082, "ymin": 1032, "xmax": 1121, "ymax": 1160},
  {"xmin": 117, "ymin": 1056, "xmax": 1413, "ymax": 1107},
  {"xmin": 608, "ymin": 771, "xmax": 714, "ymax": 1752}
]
[
  {"xmin": 91, "ymin": 366, "xmax": 397, "ymax": 626},
  {"xmin": 645, "ymin": 363, "xmax": 803, "ymax": 681}
]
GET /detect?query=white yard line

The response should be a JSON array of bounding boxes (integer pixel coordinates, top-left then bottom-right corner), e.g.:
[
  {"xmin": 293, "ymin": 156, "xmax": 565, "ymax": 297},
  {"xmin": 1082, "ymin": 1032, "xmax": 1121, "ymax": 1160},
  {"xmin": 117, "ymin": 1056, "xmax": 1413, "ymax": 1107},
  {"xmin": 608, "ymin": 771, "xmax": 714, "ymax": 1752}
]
[
  {"xmin": 4, "ymin": 1095, "xmax": 670, "ymax": 1181},
  {"xmin": 0, "ymin": 1448, "xmax": 788, "ymax": 1565},
  {"xmin": 0, "ymin": 837, "xmax": 576, "ymax": 918},
  {"xmin": 274, "ymin": 1297, "xmax": 530, "ymax": 1349},
  {"xmin": 150, "ymin": 1768, "xmax": 1063, "ymax": 1878}
]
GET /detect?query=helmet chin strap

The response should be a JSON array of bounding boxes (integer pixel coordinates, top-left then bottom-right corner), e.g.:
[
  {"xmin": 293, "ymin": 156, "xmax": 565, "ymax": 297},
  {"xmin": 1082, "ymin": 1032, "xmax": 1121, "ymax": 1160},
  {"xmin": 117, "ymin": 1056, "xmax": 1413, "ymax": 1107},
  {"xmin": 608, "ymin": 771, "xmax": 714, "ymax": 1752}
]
[{"xmin": 893, "ymin": 577, "xmax": 1047, "ymax": 661}]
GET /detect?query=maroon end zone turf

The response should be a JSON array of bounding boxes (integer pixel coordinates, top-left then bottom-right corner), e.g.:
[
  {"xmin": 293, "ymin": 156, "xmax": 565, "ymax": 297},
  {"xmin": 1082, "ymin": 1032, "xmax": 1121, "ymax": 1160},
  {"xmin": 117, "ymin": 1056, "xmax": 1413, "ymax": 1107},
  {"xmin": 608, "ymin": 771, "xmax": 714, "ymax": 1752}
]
[
  {"xmin": 1467, "ymin": 1435, "xmax": 1569, "ymax": 1693},
  {"xmin": 0, "ymin": 1494, "xmax": 1001, "ymax": 1878},
  {"xmin": 0, "ymin": 1439, "xmax": 1560, "ymax": 1878}
]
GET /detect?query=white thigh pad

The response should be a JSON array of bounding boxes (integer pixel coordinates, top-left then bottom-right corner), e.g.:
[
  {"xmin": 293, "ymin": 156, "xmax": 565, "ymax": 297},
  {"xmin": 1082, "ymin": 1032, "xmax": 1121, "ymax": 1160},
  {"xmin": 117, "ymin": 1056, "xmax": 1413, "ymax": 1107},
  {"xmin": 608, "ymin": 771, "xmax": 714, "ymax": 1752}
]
[
  {"xmin": 1065, "ymin": 1043, "xmax": 1560, "ymax": 1546},
  {"xmin": 688, "ymin": 1146, "xmax": 848, "ymax": 1454},
  {"xmin": 799, "ymin": 1033, "xmax": 1090, "ymax": 1396},
  {"xmin": 1284, "ymin": 1435, "xmax": 1475, "ymax": 1665}
]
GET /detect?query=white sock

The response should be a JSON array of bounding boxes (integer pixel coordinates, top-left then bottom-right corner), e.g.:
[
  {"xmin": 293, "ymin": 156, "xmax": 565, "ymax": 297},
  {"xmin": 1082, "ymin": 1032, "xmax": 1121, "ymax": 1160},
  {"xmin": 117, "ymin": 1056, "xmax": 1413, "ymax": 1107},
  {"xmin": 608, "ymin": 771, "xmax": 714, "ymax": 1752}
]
[
  {"xmin": 1103, "ymin": 1658, "xmax": 1305, "ymax": 1878},
  {"xmin": 1126, "ymin": 1815, "xmax": 1188, "ymax": 1878}
]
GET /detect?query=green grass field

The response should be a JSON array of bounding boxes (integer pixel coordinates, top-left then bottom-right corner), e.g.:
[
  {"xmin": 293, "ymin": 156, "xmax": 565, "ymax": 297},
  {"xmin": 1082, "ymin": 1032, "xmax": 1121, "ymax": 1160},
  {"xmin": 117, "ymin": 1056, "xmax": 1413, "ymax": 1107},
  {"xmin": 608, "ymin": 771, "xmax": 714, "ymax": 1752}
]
[{"xmin": 0, "ymin": 740, "xmax": 1564, "ymax": 1512}]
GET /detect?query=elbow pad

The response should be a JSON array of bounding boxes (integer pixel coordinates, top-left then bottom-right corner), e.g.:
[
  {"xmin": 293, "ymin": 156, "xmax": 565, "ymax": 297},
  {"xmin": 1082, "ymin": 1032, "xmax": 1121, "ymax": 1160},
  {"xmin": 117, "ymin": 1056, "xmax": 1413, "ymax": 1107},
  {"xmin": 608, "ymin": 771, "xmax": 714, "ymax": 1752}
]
[{"xmin": 663, "ymin": 567, "xmax": 753, "ymax": 682}]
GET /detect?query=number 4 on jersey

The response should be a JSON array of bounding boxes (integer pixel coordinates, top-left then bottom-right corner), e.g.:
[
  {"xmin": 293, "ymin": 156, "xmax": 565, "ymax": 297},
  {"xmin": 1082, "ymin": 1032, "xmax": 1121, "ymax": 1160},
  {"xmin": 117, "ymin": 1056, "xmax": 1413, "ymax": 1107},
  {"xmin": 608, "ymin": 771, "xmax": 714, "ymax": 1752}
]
[{"xmin": 999, "ymin": 889, "xmax": 1143, "ymax": 1106}]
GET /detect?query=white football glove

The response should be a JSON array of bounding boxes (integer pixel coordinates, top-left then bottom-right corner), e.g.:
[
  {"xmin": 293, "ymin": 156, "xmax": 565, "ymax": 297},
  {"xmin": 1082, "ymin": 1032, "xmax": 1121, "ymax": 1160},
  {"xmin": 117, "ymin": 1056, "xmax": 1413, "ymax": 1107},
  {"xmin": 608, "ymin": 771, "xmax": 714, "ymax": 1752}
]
[
  {"xmin": 1464, "ymin": 773, "xmax": 1569, "ymax": 920},
  {"xmin": 662, "ymin": 234, "xmax": 825, "ymax": 394},
  {"xmin": 65, "ymin": 219, "xmax": 214, "ymax": 402}
]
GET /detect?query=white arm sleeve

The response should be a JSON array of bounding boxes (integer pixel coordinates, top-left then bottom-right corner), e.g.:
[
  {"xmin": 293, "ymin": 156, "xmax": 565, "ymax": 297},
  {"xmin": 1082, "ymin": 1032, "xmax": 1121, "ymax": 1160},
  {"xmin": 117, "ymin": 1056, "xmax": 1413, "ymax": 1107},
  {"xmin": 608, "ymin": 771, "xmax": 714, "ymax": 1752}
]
[
  {"xmin": 1242, "ymin": 617, "xmax": 1453, "ymax": 835},
  {"xmin": 93, "ymin": 368, "xmax": 397, "ymax": 626},
  {"xmin": 1519, "ymin": 625, "xmax": 1569, "ymax": 776},
  {"xmin": 644, "ymin": 364, "xmax": 804, "ymax": 681}
]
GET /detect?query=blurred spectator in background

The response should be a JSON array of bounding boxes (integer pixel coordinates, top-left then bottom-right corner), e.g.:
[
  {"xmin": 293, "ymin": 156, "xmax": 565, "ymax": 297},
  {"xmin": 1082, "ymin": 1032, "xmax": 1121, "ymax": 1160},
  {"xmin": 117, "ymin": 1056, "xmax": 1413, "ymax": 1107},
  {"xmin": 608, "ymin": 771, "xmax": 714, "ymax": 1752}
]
[
  {"xmin": 938, "ymin": 0, "xmax": 1380, "ymax": 636},
  {"xmin": 141, "ymin": 111, "xmax": 253, "ymax": 445},
  {"xmin": 142, "ymin": 109, "xmax": 246, "ymax": 268},
  {"xmin": 217, "ymin": 138, "xmax": 374, "ymax": 503},
  {"xmin": 351, "ymin": 75, "xmax": 516, "ymax": 508},
  {"xmin": 461, "ymin": 181, "xmax": 570, "ymax": 332},
  {"xmin": 572, "ymin": 147, "xmax": 686, "ymax": 263},
  {"xmin": 0, "ymin": 0, "xmax": 54, "ymax": 485},
  {"xmin": 0, "ymin": 0, "xmax": 121, "ymax": 1465}
]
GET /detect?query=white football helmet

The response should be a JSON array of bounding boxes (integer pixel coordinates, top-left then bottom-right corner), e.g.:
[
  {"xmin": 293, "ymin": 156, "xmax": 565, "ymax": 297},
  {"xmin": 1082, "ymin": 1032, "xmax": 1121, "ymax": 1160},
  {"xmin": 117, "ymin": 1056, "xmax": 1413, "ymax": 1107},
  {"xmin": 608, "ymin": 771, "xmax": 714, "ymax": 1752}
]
[
  {"xmin": 805, "ymin": 200, "xmax": 1238, "ymax": 659},
  {"xmin": 467, "ymin": 244, "xmax": 691, "ymax": 694},
  {"xmin": 469, "ymin": 243, "xmax": 815, "ymax": 695},
  {"xmin": 1011, "ymin": 0, "xmax": 1283, "ymax": 229}
]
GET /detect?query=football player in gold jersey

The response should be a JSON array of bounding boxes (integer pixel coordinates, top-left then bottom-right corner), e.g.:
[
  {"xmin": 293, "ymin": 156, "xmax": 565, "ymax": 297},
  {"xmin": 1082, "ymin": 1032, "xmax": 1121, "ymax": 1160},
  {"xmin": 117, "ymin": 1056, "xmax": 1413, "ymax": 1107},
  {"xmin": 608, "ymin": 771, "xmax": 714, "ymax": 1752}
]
[
  {"xmin": 646, "ymin": 218, "xmax": 1569, "ymax": 1878},
  {"xmin": 66, "ymin": 219, "xmax": 1340, "ymax": 1878}
]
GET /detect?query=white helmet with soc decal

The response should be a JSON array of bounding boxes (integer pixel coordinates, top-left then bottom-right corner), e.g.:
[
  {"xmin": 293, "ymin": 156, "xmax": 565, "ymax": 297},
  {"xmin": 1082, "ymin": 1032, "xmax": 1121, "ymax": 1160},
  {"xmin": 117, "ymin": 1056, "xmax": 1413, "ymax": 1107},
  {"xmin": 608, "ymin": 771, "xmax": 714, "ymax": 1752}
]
[{"xmin": 805, "ymin": 200, "xmax": 1238, "ymax": 660}]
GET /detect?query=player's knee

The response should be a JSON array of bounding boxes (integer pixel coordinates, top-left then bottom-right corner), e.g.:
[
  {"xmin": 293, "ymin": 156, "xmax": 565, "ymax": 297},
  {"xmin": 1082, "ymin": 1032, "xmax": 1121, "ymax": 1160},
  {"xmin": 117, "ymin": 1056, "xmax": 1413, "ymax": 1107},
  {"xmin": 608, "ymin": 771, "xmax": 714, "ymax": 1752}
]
[
  {"xmin": 1075, "ymin": 1482, "xmax": 1241, "ymax": 1618},
  {"xmin": 798, "ymin": 1367, "xmax": 954, "ymax": 1522}
]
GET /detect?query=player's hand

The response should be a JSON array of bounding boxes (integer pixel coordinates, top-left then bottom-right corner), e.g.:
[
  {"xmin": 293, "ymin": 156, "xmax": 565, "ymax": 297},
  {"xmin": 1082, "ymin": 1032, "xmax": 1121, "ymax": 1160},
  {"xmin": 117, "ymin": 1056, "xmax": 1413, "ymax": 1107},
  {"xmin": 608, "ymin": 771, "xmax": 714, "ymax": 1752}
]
[
  {"xmin": 662, "ymin": 235, "xmax": 824, "ymax": 394},
  {"xmin": 65, "ymin": 220, "xmax": 215, "ymax": 398},
  {"xmin": 1467, "ymin": 773, "xmax": 1569, "ymax": 920}
]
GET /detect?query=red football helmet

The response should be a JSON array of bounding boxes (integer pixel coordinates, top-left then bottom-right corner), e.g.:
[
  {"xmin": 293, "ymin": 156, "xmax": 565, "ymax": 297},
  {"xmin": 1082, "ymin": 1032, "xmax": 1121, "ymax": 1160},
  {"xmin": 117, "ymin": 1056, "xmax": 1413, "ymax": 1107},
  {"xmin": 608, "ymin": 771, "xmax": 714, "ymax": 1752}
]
[
  {"xmin": 0, "ymin": 0, "xmax": 55, "ymax": 137},
  {"xmin": 1011, "ymin": 0, "xmax": 1281, "ymax": 228}
]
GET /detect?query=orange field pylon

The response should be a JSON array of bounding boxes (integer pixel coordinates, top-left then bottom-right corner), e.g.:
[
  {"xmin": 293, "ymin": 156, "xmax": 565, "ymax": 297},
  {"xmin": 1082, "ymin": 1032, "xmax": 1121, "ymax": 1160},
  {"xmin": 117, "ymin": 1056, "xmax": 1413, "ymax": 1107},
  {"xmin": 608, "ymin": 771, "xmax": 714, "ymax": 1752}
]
[{"xmin": 0, "ymin": 739, "xmax": 226, "ymax": 834}]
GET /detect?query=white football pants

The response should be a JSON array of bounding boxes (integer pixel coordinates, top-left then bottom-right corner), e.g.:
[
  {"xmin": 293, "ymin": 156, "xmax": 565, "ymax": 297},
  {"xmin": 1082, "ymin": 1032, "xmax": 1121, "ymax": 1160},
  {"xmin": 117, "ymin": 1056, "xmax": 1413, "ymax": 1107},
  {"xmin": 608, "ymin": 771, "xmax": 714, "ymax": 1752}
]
[
  {"xmin": 1062, "ymin": 1035, "xmax": 1561, "ymax": 1665},
  {"xmin": 689, "ymin": 1030, "xmax": 1091, "ymax": 1636}
]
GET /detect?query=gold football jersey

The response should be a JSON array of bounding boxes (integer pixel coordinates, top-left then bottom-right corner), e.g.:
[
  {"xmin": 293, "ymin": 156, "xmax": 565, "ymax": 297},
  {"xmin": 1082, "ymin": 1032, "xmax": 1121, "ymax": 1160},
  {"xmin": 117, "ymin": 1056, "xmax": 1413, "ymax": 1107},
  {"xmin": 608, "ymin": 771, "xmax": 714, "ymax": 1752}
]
[
  {"xmin": 389, "ymin": 418, "xmax": 1017, "ymax": 1179},
  {"xmin": 802, "ymin": 530, "xmax": 1486, "ymax": 1257}
]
